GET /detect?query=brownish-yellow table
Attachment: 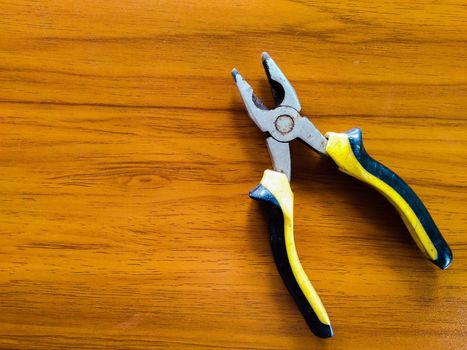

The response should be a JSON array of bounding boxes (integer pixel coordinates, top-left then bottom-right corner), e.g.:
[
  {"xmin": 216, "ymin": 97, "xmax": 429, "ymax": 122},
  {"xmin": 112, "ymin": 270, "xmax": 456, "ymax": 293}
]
[{"xmin": 0, "ymin": 1, "xmax": 466, "ymax": 349}]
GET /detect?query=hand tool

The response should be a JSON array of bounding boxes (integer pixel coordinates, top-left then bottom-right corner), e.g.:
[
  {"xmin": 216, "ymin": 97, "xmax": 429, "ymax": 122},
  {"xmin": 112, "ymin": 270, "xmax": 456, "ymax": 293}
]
[{"xmin": 231, "ymin": 52, "xmax": 453, "ymax": 338}]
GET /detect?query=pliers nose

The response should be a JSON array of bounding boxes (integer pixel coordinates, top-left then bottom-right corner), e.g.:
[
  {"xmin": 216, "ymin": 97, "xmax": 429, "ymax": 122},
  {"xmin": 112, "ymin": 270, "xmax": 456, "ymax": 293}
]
[{"xmin": 231, "ymin": 52, "xmax": 302, "ymax": 132}]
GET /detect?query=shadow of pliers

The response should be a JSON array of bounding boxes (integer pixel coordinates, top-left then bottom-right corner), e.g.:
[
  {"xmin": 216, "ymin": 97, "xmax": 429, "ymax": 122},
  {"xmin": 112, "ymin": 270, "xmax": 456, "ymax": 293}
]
[{"xmin": 231, "ymin": 52, "xmax": 452, "ymax": 338}]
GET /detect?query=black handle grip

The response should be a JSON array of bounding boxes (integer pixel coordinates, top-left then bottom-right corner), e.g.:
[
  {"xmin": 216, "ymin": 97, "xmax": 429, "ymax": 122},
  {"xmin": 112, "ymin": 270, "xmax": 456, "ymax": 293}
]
[
  {"xmin": 326, "ymin": 128, "xmax": 452, "ymax": 269},
  {"xmin": 249, "ymin": 170, "xmax": 333, "ymax": 338}
]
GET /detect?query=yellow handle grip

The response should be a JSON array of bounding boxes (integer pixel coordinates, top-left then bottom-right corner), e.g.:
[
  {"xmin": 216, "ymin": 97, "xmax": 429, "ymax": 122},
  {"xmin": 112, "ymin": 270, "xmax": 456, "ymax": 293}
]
[
  {"xmin": 250, "ymin": 170, "xmax": 333, "ymax": 338},
  {"xmin": 326, "ymin": 129, "xmax": 452, "ymax": 269}
]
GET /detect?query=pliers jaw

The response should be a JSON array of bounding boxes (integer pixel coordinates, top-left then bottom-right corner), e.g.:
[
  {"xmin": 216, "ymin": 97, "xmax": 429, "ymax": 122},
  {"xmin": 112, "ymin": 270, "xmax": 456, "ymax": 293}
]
[
  {"xmin": 232, "ymin": 53, "xmax": 328, "ymax": 180},
  {"xmin": 261, "ymin": 52, "xmax": 302, "ymax": 111},
  {"xmin": 231, "ymin": 52, "xmax": 302, "ymax": 132}
]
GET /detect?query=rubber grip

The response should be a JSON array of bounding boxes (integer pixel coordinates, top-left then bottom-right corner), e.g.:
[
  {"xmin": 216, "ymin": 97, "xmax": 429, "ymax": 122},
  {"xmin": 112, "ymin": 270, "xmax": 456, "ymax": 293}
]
[
  {"xmin": 249, "ymin": 170, "xmax": 333, "ymax": 338},
  {"xmin": 326, "ymin": 128, "xmax": 452, "ymax": 269}
]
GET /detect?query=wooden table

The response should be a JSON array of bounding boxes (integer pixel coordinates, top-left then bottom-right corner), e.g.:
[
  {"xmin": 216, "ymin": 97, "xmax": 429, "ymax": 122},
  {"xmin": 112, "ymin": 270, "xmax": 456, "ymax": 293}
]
[{"xmin": 0, "ymin": 1, "xmax": 466, "ymax": 349}]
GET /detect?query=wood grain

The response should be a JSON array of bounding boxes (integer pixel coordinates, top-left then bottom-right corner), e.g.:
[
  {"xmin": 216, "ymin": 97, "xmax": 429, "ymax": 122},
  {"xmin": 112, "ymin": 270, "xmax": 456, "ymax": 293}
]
[{"xmin": 0, "ymin": 1, "xmax": 466, "ymax": 349}]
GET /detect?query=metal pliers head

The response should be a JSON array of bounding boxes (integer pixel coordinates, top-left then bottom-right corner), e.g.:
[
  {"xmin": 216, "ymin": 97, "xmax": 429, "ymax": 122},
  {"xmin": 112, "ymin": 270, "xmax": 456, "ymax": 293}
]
[{"xmin": 232, "ymin": 52, "xmax": 328, "ymax": 180}]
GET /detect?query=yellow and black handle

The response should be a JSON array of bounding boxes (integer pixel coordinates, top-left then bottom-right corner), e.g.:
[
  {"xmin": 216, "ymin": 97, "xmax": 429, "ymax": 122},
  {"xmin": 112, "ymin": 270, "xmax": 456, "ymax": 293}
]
[
  {"xmin": 326, "ymin": 128, "xmax": 452, "ymax": 269},
  {"xmin": 249, "ymin": 170, "xmax": 333, "ymax": 338}
]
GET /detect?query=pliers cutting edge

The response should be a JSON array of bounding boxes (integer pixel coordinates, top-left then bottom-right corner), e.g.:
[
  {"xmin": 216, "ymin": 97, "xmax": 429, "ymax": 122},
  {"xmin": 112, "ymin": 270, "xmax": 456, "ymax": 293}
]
[{"xmin": 232, "ymin": 53, "xmax": 452, "ymax": 338}]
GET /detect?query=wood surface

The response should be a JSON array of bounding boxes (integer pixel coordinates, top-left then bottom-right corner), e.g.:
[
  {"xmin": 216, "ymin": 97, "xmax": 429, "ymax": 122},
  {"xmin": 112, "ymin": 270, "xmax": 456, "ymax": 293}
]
[{"xmin": 0, "ymin": 1, "xmax": 466, "ymax": 349}]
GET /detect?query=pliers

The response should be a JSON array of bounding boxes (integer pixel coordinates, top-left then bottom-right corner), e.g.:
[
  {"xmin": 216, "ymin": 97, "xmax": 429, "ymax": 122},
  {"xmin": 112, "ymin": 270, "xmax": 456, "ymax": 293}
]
[{"xmin": 231, "ymin": 53, "xmax": 453, "ymax": 338}]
